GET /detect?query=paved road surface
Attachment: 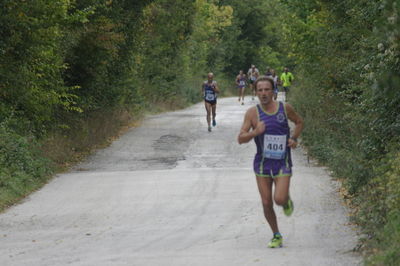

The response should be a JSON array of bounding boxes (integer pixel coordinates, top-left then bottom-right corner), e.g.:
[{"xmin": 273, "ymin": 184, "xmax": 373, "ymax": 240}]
[{"xmin": 0, "ymin": 95, "xmax": 361, "ymax": 265}]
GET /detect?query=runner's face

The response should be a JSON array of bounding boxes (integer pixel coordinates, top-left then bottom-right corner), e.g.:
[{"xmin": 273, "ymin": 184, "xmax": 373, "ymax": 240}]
[{"xmin": 256, "ymin": 81, "xmax": 274, "ymax": 105}]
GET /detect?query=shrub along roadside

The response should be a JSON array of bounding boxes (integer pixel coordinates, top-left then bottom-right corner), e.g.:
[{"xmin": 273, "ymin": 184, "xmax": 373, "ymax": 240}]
[
  {"xmin": 359, "ymin": 149, "xmax": 400, "ymax": 265},
  {"xmin": 0, "ymin": 125, "xmax": 51, "ymax": 211},
  {"xmin": 280, "ymin": 0, "xmax": 400, "ymax": 264}
]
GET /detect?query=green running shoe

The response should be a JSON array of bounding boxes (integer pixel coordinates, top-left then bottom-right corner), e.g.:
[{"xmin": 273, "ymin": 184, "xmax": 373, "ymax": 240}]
[
  {"xmin": 268, "ymin": 235, "xmax": 283, "ymax": 248},
  {"xmin": 212, "ymin": 119, "xmax": 216, "ymax": 127},
  {"xmin": 283, "ymin": 197, "xmax": 294, "ymax": 216}
]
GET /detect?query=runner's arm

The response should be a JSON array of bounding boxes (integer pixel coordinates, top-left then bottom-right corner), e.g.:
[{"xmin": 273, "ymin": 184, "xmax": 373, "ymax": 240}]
[
  {"xmin": 289, "ymin": 73, "xmax": 294, "ymax": 82},
  {"xmin": 213, "ymin": 82, "xmax": 220, "ymax": 93},
  {"xmin": 285, "ymin": 103, "xmax": 303, "ymax": 148},
  {"xmin": 238, "ymin": 108, "xmax": 264, "ymax": 144}
]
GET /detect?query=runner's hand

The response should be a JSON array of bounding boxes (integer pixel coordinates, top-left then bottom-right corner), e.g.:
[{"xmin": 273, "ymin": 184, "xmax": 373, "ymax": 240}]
[
  {"xmin": 288, "ymin": 138, "xmax": 298, "ymax": 149},
  {"xmin": 253, "ymin": 121, "xmax": 265, "ymax": 136}
]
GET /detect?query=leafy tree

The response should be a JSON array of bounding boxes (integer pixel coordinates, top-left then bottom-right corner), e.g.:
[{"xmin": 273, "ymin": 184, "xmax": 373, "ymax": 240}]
[{"xmin": 0, "ymin": 0, "xmax": 82, "ymax": 135}]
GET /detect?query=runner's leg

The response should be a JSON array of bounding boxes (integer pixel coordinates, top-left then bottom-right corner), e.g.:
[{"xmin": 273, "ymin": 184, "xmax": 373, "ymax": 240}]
[
  {"xmin": 241, "ymin": 87, "xmax": 245, "ymax": 102},
  {"xmin": 211, "ymin": 103, "xmax": 217, "ymax": 126},
  {"xmin": 205, "ymin": 102, "xmax": 212, "ymax": 129},
  {"xmin": 273, "ymin": 176, "xmax": 291, "ymax": 206},
  {"xmin": 283, "ymin": 87, "xmax": 287, "ymax": 101},
  {"xmin": 256, "ymin": 176, "xmax": 279, "ymax": 233}
]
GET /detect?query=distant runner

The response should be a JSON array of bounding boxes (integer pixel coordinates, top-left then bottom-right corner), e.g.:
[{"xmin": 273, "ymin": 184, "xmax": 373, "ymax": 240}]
[
  {"xmin": 266, "ymin": 69, "xmax": 279, "ymax": 100},
  {"xmin": 280, "ymin": 67, "xmax": 294, "ymax": 97},
  {"xmin": 202, "ymin": 72, "xmax": 220, "ymax": 132},
  {"xmin": 247, "ymin": 64, "xmax": 259, "ymax": 100},
  {"xmin": 237, "ymin": 76, "xmax": 304, "ymax": 248},
  {"xmin": 236, "ymin": 70, "xmax": 247, "ymax": 105},
  {"xmin": 264, "ymin": 67, "xmax": 272, "ymax": 77}
]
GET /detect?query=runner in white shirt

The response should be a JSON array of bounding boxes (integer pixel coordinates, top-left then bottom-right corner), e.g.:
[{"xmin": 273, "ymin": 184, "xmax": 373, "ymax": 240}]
[
  {"xmin": 266, "ymin": 69, "xmax": 279, "ymax": 100},
  {"xmin": 247, "ymin": 64, "xmax": 259, "ymax": 100}
]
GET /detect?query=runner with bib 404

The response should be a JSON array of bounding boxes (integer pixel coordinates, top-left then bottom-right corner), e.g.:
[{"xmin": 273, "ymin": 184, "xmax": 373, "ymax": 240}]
[{"xmin": 237, "ymin": 76, "xmax": 304, "ymax": 248}]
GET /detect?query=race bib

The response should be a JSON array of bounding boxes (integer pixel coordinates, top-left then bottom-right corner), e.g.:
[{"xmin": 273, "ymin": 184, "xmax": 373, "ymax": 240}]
[
  {"xmin": 251, "ymin": 76, "xmax": 256, "ymax": 81},
  {"xmin": 239, "ymin": 80, "xmax": 245, "ymax": 86},
  {"xmin": 205, "ymin": 91, "xmax": 215, "ymax": 101},
  {"xmin": 263, "ymin": 134, "xmax": 287, "ymax": 159}
]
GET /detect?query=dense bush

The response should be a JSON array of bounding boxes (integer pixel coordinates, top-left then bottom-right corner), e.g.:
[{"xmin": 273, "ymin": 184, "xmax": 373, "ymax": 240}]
[
  {"xmin": 0, "ymin": 124, "xmax": 51, "ymax": 209},
  {"xmin": 279, "ymin": 0, "xmax": 400, "ymax": 263}
]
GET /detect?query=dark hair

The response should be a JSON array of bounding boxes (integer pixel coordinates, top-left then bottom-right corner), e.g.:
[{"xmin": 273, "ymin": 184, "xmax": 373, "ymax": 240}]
[{"xmin": 254, "ymin": 76, "xmax": 274, "ymax": 89}]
